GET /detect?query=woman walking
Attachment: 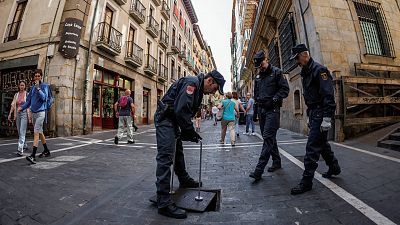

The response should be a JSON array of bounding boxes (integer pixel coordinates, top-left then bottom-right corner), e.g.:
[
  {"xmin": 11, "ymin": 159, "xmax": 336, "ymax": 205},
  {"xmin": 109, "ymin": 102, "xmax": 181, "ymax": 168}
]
[
  {"xmin": 195, "ymin": 109, "xmax": 202, "ymax": 132},
  {"xmin": 218, "ymin": 92, "xmax": 239, "ymax": 146},
  {"xmin": 8, "ymin": 81, "xmax": 31, "ymax": 156}
]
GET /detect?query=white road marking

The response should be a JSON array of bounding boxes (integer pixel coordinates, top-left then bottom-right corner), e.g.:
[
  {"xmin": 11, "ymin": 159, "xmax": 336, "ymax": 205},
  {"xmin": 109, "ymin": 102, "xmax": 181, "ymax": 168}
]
[
  {"xmin": 253, "ymin": 132, "xmax": 396, "ymax": 225},
  {"xmin": 55, "ymin": 143, "xmax": 75, "ymax": 146},
  {"xmin": 0, "ymin": 137, "xmax": 58, "ymax": 147},
  {"xmin": 294, "ymin": 207, "xmax": 303, "ymax": 215},
  {"xmin": 0, "ymin": 143, "xmax": 95, "ymax": 164},
  {"xmin": 94, "ymin": 142, "xmax": 144, "ymax": 148},
  {"xmin": 32, "ymin": 162, "xmax": 66, "ymax": 169},
  {"xmin": 48, "ymin": 156, "xmax": 86, "ymax": 162},
  {"xmin": 332, "ymin": 142, "xmax": 400, "ymax": 164}
]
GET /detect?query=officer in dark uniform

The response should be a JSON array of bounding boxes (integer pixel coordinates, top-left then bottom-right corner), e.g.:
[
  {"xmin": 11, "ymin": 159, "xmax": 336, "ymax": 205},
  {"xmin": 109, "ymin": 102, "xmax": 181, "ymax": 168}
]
[
  {"xmin": 290, "ymin": 44, "xmax": 341, "ymax": 195},
  {"xmin": 249, "ymin": 50, "xmax": 289, "ymax": 181},
  {"xmin": 155, "ymin": 70, "xmax": 225, "ymax": 219}
]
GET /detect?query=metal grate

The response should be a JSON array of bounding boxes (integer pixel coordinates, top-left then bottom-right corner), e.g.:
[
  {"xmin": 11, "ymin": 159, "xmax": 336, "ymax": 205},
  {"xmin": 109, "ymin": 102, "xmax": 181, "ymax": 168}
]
[
  {"xmin": 279, "ymin": 12, "xmax": 297, "ymax": 73},
  {"xmin": 268, "ymin": 38, "xmax": 280, "ymax": 68},
  {"xmin": 353, "ymin": 0, "xmax": 395, "ymax": 58}
]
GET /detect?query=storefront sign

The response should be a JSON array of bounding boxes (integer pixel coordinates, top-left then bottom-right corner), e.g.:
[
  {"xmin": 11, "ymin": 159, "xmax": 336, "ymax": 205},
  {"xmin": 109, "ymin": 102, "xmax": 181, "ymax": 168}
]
[
  {"xmin": 58, "ymin": 18, "xmax": 83, "ymax": 59},
  {"xmin": 0, "ymin": 68, "xmax": 35, "ymax": 91}
]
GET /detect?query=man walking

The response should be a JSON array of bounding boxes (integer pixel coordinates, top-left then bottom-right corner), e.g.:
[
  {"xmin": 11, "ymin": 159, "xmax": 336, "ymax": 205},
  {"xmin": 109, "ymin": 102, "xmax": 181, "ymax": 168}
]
[
  {"xmin": 155, "ymin": 70, "xmax": 225, "ymax": 219},
  {"xmin": 20, "ymin": 69, "xmax": 52, "ymax": 164},
  {"xmin": 249, "ymin": 50, "xmax": 289, "ymax": 181},
  {"xmin": 244, "ymin": 93, "xmax": 255, "ymax": 135},
  {"xmin": 290, "ymin": 44, "xmax": 341, "ymax": 195},
  {"xmin": 114, "ymin": 89, "xmax": 135, "ymax": 144}
]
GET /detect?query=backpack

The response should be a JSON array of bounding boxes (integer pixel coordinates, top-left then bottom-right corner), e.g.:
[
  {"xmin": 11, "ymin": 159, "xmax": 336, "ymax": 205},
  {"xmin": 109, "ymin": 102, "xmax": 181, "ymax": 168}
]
[
  {"xmin": 119, "ymin": 96, "xmax": 129, "ymax": 108},
  {"xmin": 47, "ymin": 85, "xmax": 54, "ymax": 110}
]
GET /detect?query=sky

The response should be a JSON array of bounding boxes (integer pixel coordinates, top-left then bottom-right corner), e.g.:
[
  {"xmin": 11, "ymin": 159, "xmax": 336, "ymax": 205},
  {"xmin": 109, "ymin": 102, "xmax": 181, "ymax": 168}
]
[{"xmin": 191, "ymin": 0, "xmax": 233, "ymax": 92}]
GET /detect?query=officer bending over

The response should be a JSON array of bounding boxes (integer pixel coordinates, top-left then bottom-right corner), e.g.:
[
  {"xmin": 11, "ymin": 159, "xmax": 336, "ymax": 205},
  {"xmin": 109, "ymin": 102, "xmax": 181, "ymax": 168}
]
[
  {"xmin": 249, "ymin": 50, "xmax": 289, "ymax": 181},
  {"xmin": 155, "ymin": 70, "xmax": 225, "ymax": 219},
  {"xmin": 290, "ymin": 44, "xmax": 341, "ymax": 195}
]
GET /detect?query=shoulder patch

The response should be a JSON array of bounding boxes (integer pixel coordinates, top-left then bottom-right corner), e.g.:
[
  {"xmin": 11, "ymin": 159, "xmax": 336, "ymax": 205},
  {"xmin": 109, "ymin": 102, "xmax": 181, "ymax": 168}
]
[
  {"xmin": 186, "ymin": 85, "xmax": 196, "ymax": 95},
  {"xmin": 321, "ymin": 72, "xmax": 328, "ymax": 80}
]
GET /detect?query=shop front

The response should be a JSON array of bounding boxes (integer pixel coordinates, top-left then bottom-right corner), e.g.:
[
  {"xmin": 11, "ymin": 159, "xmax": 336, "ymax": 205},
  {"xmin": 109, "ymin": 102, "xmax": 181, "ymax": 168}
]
[
  {"xmin": 0, "ymin": 56, "xmax": 37, "ymax": 136},
  {"xmin": 92, "ymin": 65, "xmax": 134, "ymax": 130}
]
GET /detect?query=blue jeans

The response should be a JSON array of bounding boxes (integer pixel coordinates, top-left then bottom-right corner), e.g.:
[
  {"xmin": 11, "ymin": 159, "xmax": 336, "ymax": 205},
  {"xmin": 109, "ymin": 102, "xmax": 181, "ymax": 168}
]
[
  {"xmin": 16, "ymin": 110, "xmax": 28, "ymax": 153},
  {"xmin": 246, "ymin": 114, "xmax": 255, "ymax": 133}
]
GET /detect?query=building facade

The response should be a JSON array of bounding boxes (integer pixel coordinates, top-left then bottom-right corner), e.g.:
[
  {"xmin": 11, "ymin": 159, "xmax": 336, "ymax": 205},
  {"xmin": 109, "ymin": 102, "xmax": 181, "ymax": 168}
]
[
  {"xmin": 237, "ymin": 0, "xmax": 400, "ymax": 140},
  {"xmin": 0, "ymin": 0, "xmax": 216, "ymax": 136}
]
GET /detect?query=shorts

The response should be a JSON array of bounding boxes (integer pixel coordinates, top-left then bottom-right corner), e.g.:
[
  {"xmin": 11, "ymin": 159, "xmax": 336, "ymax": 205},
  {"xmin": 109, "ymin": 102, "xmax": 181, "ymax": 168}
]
[{"xmin": 32, "ymin": 111, "xmax": 45, "ymax": 133}]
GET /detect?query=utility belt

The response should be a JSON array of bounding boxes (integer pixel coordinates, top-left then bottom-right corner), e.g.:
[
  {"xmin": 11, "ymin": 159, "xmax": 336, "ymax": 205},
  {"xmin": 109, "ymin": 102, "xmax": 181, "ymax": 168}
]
[
  {"xmin": 157, "ymin": 101, "xmax": 175, "ymax": 120},
  {"xmin": 256, "ymin": 99, "xmax": 282, "ymax": 109}
]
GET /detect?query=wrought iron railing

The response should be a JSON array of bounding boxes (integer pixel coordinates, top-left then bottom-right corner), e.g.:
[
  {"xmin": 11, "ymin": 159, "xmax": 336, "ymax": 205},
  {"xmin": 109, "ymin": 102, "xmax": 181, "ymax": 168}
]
[
  {"xmin": 126, "ymin": 41, "xmax": 143, "ymax": 64},
  {"xmin": 159, "ymin": 64, "xmax": 168, "ymax": 80},
  {"xmin": 160, "ymin": 30, "xmax": 169, "ymax": 46},
  {"xmin": 145, "ymin": 54, "xmax": 157, "ymax": 73},
  {"xmin": 97, "ymin": 22, "xmax": 122, "ymax": 53},
  {"xmin": 147, "ymin": 16, "xmax": 159, "ymax": 36},
  {"xmin": 130, "ymin": 0, "xmax": 146, "ymax": 22}
]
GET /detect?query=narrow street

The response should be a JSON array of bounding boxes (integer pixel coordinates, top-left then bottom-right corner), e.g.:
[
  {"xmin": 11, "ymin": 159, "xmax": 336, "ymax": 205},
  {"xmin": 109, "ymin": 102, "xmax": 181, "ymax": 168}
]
[{"xmin": 1, "ymin": 120, "xmax": 399, "ymax": 225}]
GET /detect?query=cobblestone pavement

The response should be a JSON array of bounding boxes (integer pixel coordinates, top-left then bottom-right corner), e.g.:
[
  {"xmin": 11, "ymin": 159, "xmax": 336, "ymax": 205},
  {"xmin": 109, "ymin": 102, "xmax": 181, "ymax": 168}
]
[{"xmin": 0, "ymin": 120, "xmax": 399, "ymax": 225}]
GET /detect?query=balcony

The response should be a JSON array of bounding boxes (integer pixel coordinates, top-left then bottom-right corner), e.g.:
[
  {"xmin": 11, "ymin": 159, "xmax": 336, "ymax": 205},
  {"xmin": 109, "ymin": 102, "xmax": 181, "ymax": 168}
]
[
  {"xmin": 171, "ymin": 37, "xmax": 180, "ymax": 53},
  {"xmin": 129, "ymin": 0, "xmax": 146, "ymax": 24},
  {"xmin": 146, "ymin": 16, "xmax": 159, "ymax": 38},
  {"xmin": 159, "ymin": 30, "xmax": 169, "ymax": 49},
  {"xmin": 152, "ymin": 0, "xmax": 161, "ymax": 6},
  {"xmin": 125, "ymin": 41, "xmax": 143, "ymax": 67},
  {"xmin": 114, "ymin": 0, "xmax": 127, "ymax": 5},
  {"xmin": 96, "ymin": 22, "xmax": 122, "ymax": 56},
  {"xmin": 144, "ymin": 54, "xmax": 157, "ymax": 76},
  {"xmin": 158, "ymin": 64, "xmax": 168, "ymax": 82},
  {"xmin": 178, "ymin": 48, "xmax": 186, "ymax": 59},
  {"xmin": 161, "ymin": 1, "xmax": 170, "ymax": 20},
  {"xmin": 3, "ymin": 21, "xmax": 22, "ymax": 42}
]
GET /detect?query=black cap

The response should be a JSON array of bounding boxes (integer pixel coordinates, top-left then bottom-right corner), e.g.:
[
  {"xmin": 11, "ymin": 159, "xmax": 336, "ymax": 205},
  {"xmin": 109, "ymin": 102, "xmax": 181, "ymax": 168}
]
[
  {"xmin": 253, "ymin": 50, "xmax": 265, "ymax": 69},
  {"xmin": 290, "ymin": 44, "xmax": 309, "ymax": 60},
  {"xmin": 208, "ymin": 70, "xmax": 225, "ymax": 95}
]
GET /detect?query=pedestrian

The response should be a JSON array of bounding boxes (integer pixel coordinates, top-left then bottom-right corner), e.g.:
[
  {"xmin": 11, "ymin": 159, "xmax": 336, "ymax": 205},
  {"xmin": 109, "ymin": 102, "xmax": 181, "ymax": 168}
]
[
  {"xmin": 131, "ymin": 103, "xmax": 138, "ymax": 132},
  {"xmin": 154, "ymin": 70, "xmax": 225, "ymax": 219},
  {"xmin": 211, "ymin": 105, "xmax": 219, "ymax": 126},
  {"xmin": 194, "ymin": 109, "xmax": 202, "ymax": 132},
  {"xmin": 20, "ymin": 69, "xmax": 52, "ymax": 164},
  {"xmin": 231, "ymin": 92, "xmax": 245, "ymax": 137},
  {"xmin": 218, "ymin": 92, "xmax": 239, "ymax": 146},
  {"xmin": 289, "ymin": 44, "xmax": 341, "ymax": 195},
  {"xmin": 243, "ymin": 93, "xmax": 256, "ymax": 135},
  {"xmin": 8, "ymin": 81, "xmax": 31, "ymax": 156},
  {"xmin": 249, "ymin": 50, "xmax": 289, "ymax": 181},
  {"xmin": 114, "ymin": 89, "xmax": 135, "ymax": 144}
]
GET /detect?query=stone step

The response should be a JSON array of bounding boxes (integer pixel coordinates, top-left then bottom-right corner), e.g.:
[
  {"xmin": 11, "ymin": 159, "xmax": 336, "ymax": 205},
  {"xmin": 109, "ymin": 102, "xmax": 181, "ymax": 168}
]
[
  {"xmin": 378, "ymin": 140, "xmax": 400, "ymax": 151},
  {"xmin": 389, "ymin": 133, "xmax": 400, "ymax": 141}
]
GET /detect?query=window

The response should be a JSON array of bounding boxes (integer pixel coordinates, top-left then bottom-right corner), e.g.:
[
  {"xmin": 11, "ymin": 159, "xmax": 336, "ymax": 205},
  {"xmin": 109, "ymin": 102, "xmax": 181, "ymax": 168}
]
[
  {"xmin": 279, "ymin": 12, "xmax": 297, "ymax": 73},
  {"xmin": 184, "ymin": 70, "xmax": 186, "ymax": 77},
  {"xmin": 4, "ymin": 0, "xmax": 27, "ymax": 42},
  {"xmin": 179, "ymin": 10, "xmax": 184, "ymax": 28},
  {"xmin": 353, "ymin": 0, "xmax": 395, "ymax": 57},
  {"xmin": 178, "ymin": 65, "xmax": 181, "ymax": 78},
  {"xmin": 268, "ymin": 38, "xmax": 280, "ymax": 68},
  {"xmin": 127, "ymin": 27, "xmax": 135, "ymax": 55},
  {"xmin": 294, "ymin": 90, "xmax": 301, "ymax": 110},
  {"xmin": 103, "ymin": 6, "xmax": 114, "ymax": 41},
  {"xmin": 171, "ymin": 59, "xmax": 175, "ymax": 79}
]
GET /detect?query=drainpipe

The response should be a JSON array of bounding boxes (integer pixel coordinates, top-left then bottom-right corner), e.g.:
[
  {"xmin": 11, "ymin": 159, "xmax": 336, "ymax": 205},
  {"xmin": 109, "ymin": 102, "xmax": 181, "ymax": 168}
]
[
  {"xmin": 298, "ymin": 0, "xmax": 310, "ymax": 47},
  {"xmin": 83, "ymin": 0, "xmax": 100, "ymax": 134}
]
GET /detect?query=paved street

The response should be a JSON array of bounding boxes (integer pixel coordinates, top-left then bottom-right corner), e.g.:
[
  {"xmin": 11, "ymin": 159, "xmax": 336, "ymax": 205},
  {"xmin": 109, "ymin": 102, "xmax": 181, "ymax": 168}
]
[{"xmin": 0, "ymin": 120, "xmax": 399, "ymax": 225}]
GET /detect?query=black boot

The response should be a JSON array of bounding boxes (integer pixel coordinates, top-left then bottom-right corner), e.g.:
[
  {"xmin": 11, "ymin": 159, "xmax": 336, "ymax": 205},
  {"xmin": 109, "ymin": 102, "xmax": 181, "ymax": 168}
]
[
  {"xmin": 267, "ymin": 163, "xmax": 282, "ymax": 172},
  {"xmin": 249, "ymin": 171, "xmax": 262, "ymax": 181},
  {"xmin": 291, "ymin": 181, "xmax": 312, "ymax": 195},
  {"xmin": 322, "ymin": 163, "xmax": 341, "ymax": 178},
  {"xmin": 179, "ymin": 178, "xmax": 202, "ymax": 188},
  {"xmin": 158, "ymin": 204, "xmax": 187, "ymax": 219}
]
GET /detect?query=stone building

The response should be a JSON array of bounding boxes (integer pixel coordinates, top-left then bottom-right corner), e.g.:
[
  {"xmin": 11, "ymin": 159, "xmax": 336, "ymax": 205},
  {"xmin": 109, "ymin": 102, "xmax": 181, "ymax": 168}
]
[
  {"xmin": 0, "ymin": 0, "xmax": 216, "ymax": 136},
  {"xmin": 236, "ymin": 0, "xmax": 400, "ymax": 140}
]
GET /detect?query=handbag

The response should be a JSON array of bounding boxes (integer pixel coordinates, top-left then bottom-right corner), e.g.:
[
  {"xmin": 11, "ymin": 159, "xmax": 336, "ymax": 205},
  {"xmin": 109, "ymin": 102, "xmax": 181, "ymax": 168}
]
[{"xmin": 216, "ymin": 100, "xmax": 233, "ymax": 121}]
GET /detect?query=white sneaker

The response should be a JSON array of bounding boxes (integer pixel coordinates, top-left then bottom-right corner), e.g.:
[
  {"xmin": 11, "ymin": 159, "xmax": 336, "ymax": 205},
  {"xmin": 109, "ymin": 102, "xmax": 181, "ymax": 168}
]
[
  {"xmin": 243, "ymin": 132, "xmax": 249, "ymax": 135},
  {"xmin": 250, "ymin": 133, "xmax": 255, "ymax": 136}
]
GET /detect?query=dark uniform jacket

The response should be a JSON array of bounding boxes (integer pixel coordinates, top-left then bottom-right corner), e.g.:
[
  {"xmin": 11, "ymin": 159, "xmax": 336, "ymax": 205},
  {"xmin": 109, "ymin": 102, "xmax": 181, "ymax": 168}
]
[
  {"xmin": 254, "ymin": 64, "xmax": 289, "ymax": 109},
  {"xmin": 160, "ymin": 74, "xmax": 204, "ymax": 132},
  {"xmin": 300, "ymin": 58, "xmax": 336, "ymax": 118}
]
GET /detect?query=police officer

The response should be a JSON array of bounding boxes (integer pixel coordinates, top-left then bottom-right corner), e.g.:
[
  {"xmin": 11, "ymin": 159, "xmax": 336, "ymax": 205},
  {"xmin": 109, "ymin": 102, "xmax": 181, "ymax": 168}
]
[
  {"xmin": 249, "ymin": 50, "xmax": 289, "ymax": 181},
  {"xmin": 290, "ymin": 44, "xmax": 341, "ymax": 195},
  {"xmin": 155, "ymin": 70, "xmax": 225, "ymax": 219}
]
